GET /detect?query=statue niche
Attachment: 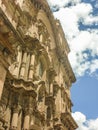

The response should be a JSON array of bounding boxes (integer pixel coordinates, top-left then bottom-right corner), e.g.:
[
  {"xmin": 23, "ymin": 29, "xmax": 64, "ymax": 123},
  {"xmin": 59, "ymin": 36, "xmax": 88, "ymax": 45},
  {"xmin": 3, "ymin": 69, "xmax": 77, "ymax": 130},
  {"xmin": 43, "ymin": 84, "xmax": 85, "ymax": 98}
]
[{"xmin": 37, "ymin": 20, "xmax": 51, "ymax": 49}]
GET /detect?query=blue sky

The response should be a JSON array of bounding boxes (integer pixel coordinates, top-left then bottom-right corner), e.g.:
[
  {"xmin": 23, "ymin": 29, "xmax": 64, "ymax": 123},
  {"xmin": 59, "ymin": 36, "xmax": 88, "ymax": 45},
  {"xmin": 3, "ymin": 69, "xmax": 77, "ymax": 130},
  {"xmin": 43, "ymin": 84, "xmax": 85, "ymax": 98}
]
[
  {"xmin": 71, "ymin": 76, "xmax": 98, "ymax": 119},
  {"xmin": 47, "ymin": 0, "xmax": 98, "ymax": 129}
]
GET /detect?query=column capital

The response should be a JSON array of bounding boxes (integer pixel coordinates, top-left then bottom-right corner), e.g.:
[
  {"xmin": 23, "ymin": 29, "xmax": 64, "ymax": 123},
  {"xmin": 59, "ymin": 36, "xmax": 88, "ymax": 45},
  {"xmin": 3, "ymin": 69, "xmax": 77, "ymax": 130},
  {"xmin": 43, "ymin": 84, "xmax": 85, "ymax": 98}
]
[
  {"xmin": 24, "ymin": 107, "xmax": 33, "ymax": 116},
  {"xmin": 12, "ymin": 104, "xmax": 21, "ymax": 113}
]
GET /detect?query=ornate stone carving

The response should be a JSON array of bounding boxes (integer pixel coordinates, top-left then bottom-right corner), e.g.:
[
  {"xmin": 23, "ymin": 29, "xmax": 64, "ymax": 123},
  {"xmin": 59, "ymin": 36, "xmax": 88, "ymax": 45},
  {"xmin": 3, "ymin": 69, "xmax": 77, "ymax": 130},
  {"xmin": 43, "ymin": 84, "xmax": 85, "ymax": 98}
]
[
  {"xmin": 12, "ymin": 104, "xmax": 21, "ymax": 113},
  {"xmin": 31, "ymin": 0, "xmax": 51, "ymax": 16},
  {"xmin": 47, "ymin": 67, "xmax": 57, "ymax": 83},
  {"xmin": 26, "ymin": 19, "xmax": 39, "ymax": 39},
  {"xmin": 37, "ymin": 20, "xmax": 50, "ymax": 48},
  {"xmin": 0, "ymin": 0, "xmax": 78, "ymax": 130},
  {"xmin": 17, "ymin": 11, "xmax": 32, "ymax": 36},
  {"xmin": 61, "ymin": 112, "xmax": 78, "ymax": 129},
  {"xmin": 53, "ymin": 81, "xmax": 59, "ymax": 97},
  {"xmin": 24, "ymin": 107, "xmax": 33, "ymax": 116}
]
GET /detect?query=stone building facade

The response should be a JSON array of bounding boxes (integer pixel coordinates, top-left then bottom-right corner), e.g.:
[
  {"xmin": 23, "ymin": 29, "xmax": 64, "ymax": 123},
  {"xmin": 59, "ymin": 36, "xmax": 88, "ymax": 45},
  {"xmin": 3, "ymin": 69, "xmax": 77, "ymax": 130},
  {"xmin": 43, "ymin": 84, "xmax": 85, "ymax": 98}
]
[{"xmin": 0, "ymin": 0, "xmax": 78, "ymax": 130}]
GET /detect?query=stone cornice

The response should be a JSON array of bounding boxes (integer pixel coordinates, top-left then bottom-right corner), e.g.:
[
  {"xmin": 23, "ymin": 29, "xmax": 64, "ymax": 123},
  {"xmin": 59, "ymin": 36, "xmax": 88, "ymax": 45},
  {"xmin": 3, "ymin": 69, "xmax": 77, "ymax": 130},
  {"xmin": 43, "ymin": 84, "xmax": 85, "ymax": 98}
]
[
  {"xmin": 55, "ymin": 20, "xmax": 70, "ymax": 54},
  {"xmin": 61, "ymin": 86, "xmax": 73, "ymax": 107},
  {"xmin": 38, "ymin": 7, "xmax": 76, "ymax": 83},
  {"xmin": 5, "ymin": 77, "xmax": 37, "ymax": 98},
  {"xmin": 57, "ymin": 48, "xmax": 76, "ymax": 83},
  {"xmin": 61, "ymin": 112, "xmax": 78, "ymax": 129}
]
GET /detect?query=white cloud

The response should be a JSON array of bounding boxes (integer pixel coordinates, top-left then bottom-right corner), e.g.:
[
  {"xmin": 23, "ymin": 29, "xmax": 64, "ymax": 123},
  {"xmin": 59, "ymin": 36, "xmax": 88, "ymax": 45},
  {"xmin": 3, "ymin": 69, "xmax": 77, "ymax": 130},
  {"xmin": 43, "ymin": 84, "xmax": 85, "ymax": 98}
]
[
  {"xmin": 83, "ymin": 15, "xmax": 98, "ymax": 25},
  {"xmin": 72, "ymin": 112, "xmax": 98, "ymax": 130},
  {"xmin": 54, "ymin": 7, "xmax": 79, "ymax": 39},
  {"xmin": 87, "ymin": 119, "xmax": 98, "ymax": 130},
  {"xmin": 70, "ymin": 3, "xmax": 93, "ymax": 18},
  {"xmin": 47, "ymin": 0, "xmax": 81, "ymax": 8},
  {"xmin": 68, "ymin": 29, "xmax": 98, "ymax": 76},
  {"xmin": 47, "ymin": 0, "xmax": 98, "ymax": 77},
  {"xmin": 90, "ymin": 59, "xmax": 98, "ymax": 73},
  {"xmin": 53, "ymin": 3, "xmax": 93, "ymax": 40}
]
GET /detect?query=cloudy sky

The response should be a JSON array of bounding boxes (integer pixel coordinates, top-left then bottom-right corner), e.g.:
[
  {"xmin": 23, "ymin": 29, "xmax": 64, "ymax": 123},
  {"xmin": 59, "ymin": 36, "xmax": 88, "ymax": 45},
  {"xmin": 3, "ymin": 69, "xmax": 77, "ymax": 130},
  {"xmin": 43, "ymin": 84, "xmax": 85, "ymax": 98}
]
[{"xmin": 47, "ymin": 0, "xmax": 98, "ymax": 130}]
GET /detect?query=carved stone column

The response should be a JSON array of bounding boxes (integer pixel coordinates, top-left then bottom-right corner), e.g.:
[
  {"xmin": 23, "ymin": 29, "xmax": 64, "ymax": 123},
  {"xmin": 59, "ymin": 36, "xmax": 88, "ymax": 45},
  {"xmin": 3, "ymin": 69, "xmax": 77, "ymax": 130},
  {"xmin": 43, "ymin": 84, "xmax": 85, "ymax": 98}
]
[
  {"xmin": 50, "ymin": 83, "xmax": 53, "ymax": 96},
  {"xmin": 28, "ymin": 54, "xmax": 35, "ymax": 80},
  {"xmin": 20, "ymin": 51, "xmax": 27, "ymax": 78},
  {"xmin": 13, "ymin": 46, "xmax": 22, "ymax": 78},
  {"xmin": 23, "ymin": 108, "xmax": 32, "ymax": 130},
  {"xmin": 25, "ymin": 53, "xmax": 30, "ymax": 80},
  {"xmin": 39, "ymin": 33, "xmax": 43, "ymax": 43},
  {"xmin": 10, "ymin": 105, "xmax": 21, "ymax": 130},
  {"xmin": 48, "ymin": 67, "xmax": 57, "ymax": 96}
]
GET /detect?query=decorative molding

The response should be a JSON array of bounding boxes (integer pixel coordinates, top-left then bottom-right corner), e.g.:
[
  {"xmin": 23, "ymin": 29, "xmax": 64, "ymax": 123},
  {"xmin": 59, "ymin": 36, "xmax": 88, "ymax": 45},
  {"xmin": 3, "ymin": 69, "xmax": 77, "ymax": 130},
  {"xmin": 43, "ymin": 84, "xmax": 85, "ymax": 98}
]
[{"xmin": 61, "ymin": 112, "xmax": 78, "ymax": 129}]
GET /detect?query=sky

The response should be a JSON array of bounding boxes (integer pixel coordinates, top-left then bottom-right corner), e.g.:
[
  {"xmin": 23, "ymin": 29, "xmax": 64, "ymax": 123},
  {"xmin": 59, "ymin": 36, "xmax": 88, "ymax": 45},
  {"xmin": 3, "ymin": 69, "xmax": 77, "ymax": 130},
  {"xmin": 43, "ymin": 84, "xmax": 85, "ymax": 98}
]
[{"xmin": 47, "ymin": 0, "xmax": 98, "ymax": 129}]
